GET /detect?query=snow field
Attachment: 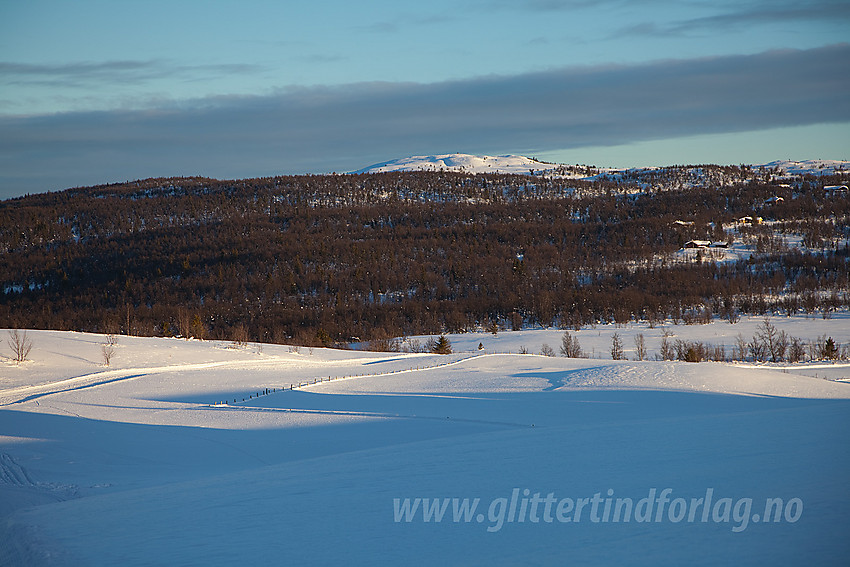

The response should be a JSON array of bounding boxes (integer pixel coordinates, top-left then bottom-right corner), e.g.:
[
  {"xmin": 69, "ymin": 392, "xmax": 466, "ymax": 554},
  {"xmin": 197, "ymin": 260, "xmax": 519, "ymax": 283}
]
[{"xmin": 1, "ymin": 323, "xmax": 849, "ymax": 566}]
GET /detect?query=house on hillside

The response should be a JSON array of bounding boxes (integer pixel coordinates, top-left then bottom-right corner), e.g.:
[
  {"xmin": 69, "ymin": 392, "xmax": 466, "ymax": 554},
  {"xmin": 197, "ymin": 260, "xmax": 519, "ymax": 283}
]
[
  {"xmin": 738, "ymin": 216, "xmax": 763, "ymax": 225},
  {"xmin": 824, "ymin": 185, "xmax": 848, "ymax": 195},
  {"xmin": 764, "ymin": 196, "xmax": 784, "ymax": 205},
  {"xmin": 684, "ymin": 240, "xmax": 711, "ymax": 249}
]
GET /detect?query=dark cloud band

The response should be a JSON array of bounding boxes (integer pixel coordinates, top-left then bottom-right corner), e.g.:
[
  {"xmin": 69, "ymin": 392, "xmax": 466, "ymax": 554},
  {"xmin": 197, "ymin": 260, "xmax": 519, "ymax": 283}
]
[{"xmin": 1, "ymin": 44, "xmax": 848, "ymax": 197}]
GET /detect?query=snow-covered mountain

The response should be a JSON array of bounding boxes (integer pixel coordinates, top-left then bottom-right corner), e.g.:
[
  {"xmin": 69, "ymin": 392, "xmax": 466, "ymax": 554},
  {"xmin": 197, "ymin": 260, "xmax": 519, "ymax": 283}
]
[
  {"xmin": 757, "ymin": 159, "xmax": 850, "ymax": 177},
  {"xmin": 353, "ymin": 153, "xmax": 567, "ymax": 175},
  {"xmin": 354, "ymin": 153, "xmax": 849, "ymax": 179}
]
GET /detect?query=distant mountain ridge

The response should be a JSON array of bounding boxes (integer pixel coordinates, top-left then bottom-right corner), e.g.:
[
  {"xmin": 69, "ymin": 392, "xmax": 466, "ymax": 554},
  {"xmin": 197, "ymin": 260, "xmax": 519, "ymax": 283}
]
[
  {"xmin": 352, "ymin": 154, "xmax": 560, "ymax": 175},
  {"xmin": 354, "ymin": 153, "xmax": 850, "ymax": 178},
  {"xmin": 759, "ymin": 159, "xmax": 850, "ymax": 177}
]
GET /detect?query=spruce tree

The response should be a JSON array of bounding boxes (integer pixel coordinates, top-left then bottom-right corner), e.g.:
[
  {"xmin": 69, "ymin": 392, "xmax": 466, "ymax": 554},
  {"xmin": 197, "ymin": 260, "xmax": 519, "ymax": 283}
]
[{"xmin": 432, "ymin": 335, "xmax": 452, "ymax": 354}]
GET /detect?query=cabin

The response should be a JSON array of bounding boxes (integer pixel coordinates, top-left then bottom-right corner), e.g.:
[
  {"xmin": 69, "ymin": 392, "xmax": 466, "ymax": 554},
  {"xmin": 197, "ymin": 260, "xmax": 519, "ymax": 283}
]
[
  {"xmin": 764, "ymin": 196, "xmax": 784, "ymax": 205},
  {"xmin": 738, "ymin": 216, "xmax": 763, "ymax": 225},
  {"xmin": 684, "ymin": 240, "xmax": 711, "ymax": 249},
  {"xmin": 824, "ymin": 185, "xmax": 848, "ymax": 195}
]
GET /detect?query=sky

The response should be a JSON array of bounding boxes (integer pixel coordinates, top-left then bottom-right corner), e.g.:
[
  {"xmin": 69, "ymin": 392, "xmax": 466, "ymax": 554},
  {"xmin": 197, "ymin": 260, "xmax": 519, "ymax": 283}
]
[{"xmin": 0, "ymin": 0, "xmax": 848, "ymax": 198}]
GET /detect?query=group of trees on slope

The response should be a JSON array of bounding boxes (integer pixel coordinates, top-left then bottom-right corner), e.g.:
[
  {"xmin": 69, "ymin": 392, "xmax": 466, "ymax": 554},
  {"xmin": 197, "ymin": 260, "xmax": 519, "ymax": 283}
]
[{"xmin": 1, "ymin": 169, "xmax": 847, "ymax": 346}]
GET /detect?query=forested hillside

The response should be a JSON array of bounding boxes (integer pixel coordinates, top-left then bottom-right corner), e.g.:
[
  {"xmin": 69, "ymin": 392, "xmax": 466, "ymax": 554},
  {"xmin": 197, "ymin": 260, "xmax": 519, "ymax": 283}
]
[{"xmin": 1, "ymin": 166, "xmax": 848, "ymax": 345}]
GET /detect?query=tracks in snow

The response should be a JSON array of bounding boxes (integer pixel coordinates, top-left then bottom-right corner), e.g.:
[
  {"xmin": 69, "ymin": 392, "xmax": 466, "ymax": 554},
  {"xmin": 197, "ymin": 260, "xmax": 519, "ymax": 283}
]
[
  {"xmin": 0, "ymin": 353, "xmax": 485, "ymax": 408},
  {"xmin": 0, "ymin": 453, "xmax": 35, "ymax": 487},
  {"xmin": 0, "ymin": 357, "xmax": 319, "ymax": 407}
]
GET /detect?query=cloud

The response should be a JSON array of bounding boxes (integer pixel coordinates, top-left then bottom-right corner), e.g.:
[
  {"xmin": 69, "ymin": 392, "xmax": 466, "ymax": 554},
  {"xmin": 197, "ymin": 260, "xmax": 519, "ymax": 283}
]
[
  {"xmin": 0, "ymin": 60, "xmax": 265, "ymax": 88},
  {"xmin": 356, "ymin": 21, "xmax": 399, "ymax": 34},
  {"xmin": 671, "ymin": 2, "xmax": 850, "ymax": 35},
  {"xmin": 1, "ymin": 44, "xmax": 848, "ymax": 198},
  {"xmin": 499, "ymin": 0, "xmax": 850, "ymax": 19},
  {"xmin": 617, "ymin": 0, "xmax": 850, "ymax": 37},
  {"xmin": 615, "ymin": 21, "xmax": 679, "ymax": 39},
  {"xmin": 480, "ymin": 0, "xmax": 608, "ymax": 10},
  {"xmin": 354, "ymin": 11, "xmax": 454, "ymax": 34}
]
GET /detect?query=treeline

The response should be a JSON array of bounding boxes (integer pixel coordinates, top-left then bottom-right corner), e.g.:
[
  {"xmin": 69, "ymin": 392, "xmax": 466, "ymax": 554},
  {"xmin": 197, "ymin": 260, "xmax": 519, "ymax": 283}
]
[{"xmin": 0, "ymin": 169, "xmax": 848, "ymax": 345}]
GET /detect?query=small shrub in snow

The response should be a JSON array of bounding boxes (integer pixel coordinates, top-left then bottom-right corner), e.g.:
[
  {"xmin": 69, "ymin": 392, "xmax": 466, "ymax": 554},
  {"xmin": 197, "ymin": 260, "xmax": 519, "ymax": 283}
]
[
  {"xmin": 819, "ymin": 336, "xmax": 839, "ymax": 360},
  {"xmin": 660, "ymin": 330, "xmax": 675, "ymax": 361},
  {"xmin": 755, "ymin": 319, "xmax": 788, "ymax": 363},
  {"xmin": 733, "ymin": 333, "xmax": 748, "ymax": 361},
  {"xmin": 101, "ymin": 343, "xmax": 115, "ymax": 366},
  {"xmin": 560, "ymin": 331, "xmax": 585, "ymax": 358},
  {"xmin": 634, "ymin": 333, "xmax": 647, "ymax": 361},
  {"xmin": 611, "ymin": 333, "xmax": 625, "ymax": 360},
  {"xmin": 8, "ymin": 330, "xmax": 33, "ymax": 363},
  {"xmin": 401, "ymin": 339, "xmax": 425, "ymax": 353},
  {"xmin": 748, "ymin": 336, "xmax": 768, "ymax": 362},
  {"xmin": 367, "ymin": 337, "xmax": 400, "ymax": 352},
  {"xmin": 230, "ymin": 325, "xmax": 249, "ymax": 348},
  {"xmin": 486, "ymin": 320, "xmax": 500, "ymax": 336},
  {"xmin": 788, "ymin": 337, "xmax": 806, "ymax": 363}
]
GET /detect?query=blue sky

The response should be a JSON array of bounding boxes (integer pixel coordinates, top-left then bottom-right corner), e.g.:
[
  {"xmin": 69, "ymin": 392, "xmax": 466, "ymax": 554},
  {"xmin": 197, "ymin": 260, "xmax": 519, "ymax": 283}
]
[{"xmin": 1, "ymin": 0, "xmax": 848, "ymax": 198}]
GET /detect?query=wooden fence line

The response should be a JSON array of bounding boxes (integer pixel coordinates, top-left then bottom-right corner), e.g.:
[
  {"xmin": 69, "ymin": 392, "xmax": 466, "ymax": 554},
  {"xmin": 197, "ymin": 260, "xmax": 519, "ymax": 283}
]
[{"xmin": 208, "ymin": 355, "xmax": 477, "ymax": 407}]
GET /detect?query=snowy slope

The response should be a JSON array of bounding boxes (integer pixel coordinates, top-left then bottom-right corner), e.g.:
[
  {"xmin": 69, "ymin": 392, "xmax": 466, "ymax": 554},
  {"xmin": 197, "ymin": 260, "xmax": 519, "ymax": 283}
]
[
  {"xmin": 353, "ymin": 153, "xmax": 565, "ymax": 175},
  {"xmin": 1, "ymin": 327, "xmax": 849, "ymax": 566},
  {"xmin": 757, "ymin": 159, "xmax": 850, "ymax": 177}
]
